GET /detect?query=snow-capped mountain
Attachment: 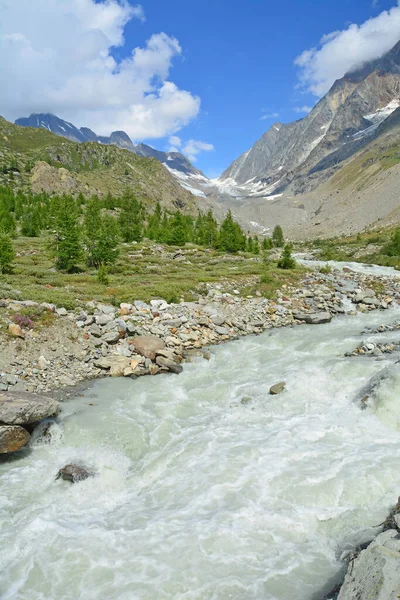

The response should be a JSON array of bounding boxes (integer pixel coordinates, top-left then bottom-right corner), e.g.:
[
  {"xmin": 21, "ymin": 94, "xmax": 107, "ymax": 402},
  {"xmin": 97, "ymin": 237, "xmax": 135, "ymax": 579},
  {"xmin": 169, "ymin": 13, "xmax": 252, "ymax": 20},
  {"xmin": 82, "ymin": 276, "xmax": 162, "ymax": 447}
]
[{"xmin": 219, "ymin": 39, "xmax": 400, "ymax": 198}]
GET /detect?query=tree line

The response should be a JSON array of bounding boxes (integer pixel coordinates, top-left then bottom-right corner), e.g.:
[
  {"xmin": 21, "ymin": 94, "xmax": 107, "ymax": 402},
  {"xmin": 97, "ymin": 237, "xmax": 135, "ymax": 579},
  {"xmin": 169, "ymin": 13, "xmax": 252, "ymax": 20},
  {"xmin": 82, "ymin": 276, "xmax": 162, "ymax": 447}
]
[{"xmin": 0, "ymin": 185, "xmax": 288, "ymax": 274}]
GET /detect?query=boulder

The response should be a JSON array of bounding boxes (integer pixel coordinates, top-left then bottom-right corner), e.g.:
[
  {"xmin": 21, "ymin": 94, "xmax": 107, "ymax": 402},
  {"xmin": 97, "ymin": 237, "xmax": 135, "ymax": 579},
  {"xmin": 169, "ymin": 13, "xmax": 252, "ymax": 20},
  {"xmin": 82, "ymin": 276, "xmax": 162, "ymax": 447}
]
[
  {"xmin": 270, "ymin": 382, "xmax": 286, "ymax": 395},
  {"xmin": 293, "ymin": 312, "xmax": 332, "ymax": 325},
  {"xmin": 156, "ymin": 356, "xmax": 183, "ymax": 374},
  {"xmin": 0, "ymin": 425, "xmax": 30, "ymax": 453},
  {"xmin": 0, "ymin": 391, "xmax": 60, "ymax": 425},
  {"xmin": 94, "ymin": 355, "xmax": 131, "ymax": 376},
  {"xmin": 338, "ymin": 529, "xmax": 400, "ymax": 600},
  {"xmin": 102, "ymin": 331, "xmax": 120, "ymax": 345},
  {"xmin": 132, "ymin": 335, "xmax": 165, "ymax": 360},
  {"xmin": 56, "ymin": 463, "xmax": 93, "ymax": 483}
]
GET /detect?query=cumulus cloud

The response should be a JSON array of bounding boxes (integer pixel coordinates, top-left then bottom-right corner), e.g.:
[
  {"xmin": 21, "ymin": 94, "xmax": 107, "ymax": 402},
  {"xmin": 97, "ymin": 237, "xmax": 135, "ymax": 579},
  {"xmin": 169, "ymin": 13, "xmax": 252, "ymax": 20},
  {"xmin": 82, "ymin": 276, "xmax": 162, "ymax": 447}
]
[
  {"xmin": 0, "ymin": 0, "xmax": 200, "ymax": 140},
  {"xmin": 260, "ymin": 112, "xmax": 280, "ymax": 120},
  {"xmin": 182, "ymin": 140, "xmax": 215, "ymax": 162},
  {"xmin": 295, "ymin": 1, "xmax": 400, "ymax": 96},
  {"xmin": 167, "ymin": 135, "xmax": 182, "ymax": 151},
  {"xmin": 293, "ymin": 106, "xmax": 313, "ymax": 114}
]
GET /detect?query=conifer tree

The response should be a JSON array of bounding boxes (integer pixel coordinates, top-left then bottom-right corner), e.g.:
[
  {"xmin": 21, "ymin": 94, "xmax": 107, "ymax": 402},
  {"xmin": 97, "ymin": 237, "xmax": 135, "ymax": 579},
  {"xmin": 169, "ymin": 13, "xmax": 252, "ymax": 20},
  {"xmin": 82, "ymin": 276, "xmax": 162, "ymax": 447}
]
[
  {"xmin": 53, "ymin": 196, "xmax": 83, "ymax": 272},
  {"xmin": 277, "ymin": 244, "xmax": 296, "ymax": 269},
  {"xmin": 272, "ymin": 225, "xmax": 284, "ymax": 247},
  {"xmin": 119, "ymin": 191, "xmax": 144, "ymax": 242},
  {"xmin": 0, "ymin": 232, "xmax": 15, "ymax": 273}
]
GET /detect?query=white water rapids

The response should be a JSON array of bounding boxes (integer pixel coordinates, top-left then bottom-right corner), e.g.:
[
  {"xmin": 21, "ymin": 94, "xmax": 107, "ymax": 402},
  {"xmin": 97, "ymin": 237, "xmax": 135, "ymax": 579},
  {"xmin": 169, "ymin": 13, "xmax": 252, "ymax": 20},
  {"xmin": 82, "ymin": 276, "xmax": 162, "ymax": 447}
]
[{"xmin": 2, "ymin": 289, "xmax": 400, "ymax": 598}]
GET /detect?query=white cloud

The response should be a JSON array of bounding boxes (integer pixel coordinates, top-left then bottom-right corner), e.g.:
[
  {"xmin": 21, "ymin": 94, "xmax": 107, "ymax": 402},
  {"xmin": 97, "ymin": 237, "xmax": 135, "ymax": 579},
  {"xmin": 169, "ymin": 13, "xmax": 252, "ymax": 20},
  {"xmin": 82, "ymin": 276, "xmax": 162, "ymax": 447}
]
[
  {"xmin": 182, "ymin": 140, "xmax": 215, "ymax": 162},
  {"xmin": 168, "ymin": 135, "xmax": 182, "ymax": 151},
  {"xmin": 260, "ymin": 112, "xmax": 280, "ymax": 120},
  {"xmin": 0, "ymin": 0, "xmax": 200, "ymax": 140},
  {"xmin": 293, "ymin": 106, "xmax": 313, "ymax": 114},
  {"xmin": 295, "ymin": 2, "xmax": 400, "ymax": 96}
]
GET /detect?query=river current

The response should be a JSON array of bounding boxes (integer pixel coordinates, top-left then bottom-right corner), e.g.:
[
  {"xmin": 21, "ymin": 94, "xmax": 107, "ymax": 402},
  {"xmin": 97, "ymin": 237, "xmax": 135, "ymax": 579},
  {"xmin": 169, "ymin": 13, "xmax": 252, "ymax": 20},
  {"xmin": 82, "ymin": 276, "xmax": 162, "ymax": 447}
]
[{"xmin": 2, "ymin": 278, "xmax": 400, "ymax": 599}]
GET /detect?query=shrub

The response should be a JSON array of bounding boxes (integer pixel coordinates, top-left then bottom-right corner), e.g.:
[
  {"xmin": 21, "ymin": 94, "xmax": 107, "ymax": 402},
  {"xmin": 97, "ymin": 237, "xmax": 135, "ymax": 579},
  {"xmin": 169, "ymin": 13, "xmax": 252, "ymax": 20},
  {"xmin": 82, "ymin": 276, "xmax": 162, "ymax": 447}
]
[
  {"xmin": 277, "ymin": 244, "xmax": 296, "ymax": 270},
  {"xmin": 0, "ymin": 233, "xmax": 15, "ymax": 273}
]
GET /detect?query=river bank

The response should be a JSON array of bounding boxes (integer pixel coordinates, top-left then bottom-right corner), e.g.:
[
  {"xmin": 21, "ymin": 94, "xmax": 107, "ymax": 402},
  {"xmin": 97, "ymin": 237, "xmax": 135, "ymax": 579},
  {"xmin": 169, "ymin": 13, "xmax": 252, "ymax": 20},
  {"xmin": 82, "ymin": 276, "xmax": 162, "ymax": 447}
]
[{"xmin": 1, "ymin": 263, "xmax": 399, "ymax": 395}]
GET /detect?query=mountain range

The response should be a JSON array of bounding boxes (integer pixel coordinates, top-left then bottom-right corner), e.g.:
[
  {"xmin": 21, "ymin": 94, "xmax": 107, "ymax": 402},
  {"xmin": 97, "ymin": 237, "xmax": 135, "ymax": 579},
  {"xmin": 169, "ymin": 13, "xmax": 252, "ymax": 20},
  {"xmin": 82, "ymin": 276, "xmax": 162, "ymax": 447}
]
[{"xmin": 8, "ymin": 38, "xmax": 400, "ymax": 238}]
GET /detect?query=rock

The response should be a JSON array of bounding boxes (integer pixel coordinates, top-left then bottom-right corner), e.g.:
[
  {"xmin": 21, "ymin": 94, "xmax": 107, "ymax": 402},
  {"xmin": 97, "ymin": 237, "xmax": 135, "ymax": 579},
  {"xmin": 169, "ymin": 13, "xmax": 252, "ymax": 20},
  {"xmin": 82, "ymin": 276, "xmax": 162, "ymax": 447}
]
[
  {"xmin": 338, "ymin": 529, "xmax": 400, "ymax": 600},
  {"xmin": 37, "ymin": 356, "xmax": 48, "ymax": 370},
  {"xmin": 0, "ymin": 425, "xmax": 30, "ymax": 453},
  {"xmin": 56, "ymin": 463, "xmax": 93, "ymax": 483},
  {"xmin": 94, "ymin": 355, "xmax": 131, "ymax": 376},
  {"xmin": 293, "ymin": 312, "xmax": 332, "ymax": 324},
  {"xmin": 120, "ymin": 303, "xmax": 133, "ymax": 315},
  {"xmin": 215, "ymin": 326, "xmax": 229, "ymax": 335},
  {"xmin": 156, "ymin": 348, "xmax": 180, "ymax": 362},
  {"xmin": 96, "ymin": 314, "xmax": 112, "ymax": 326},
  {"xmin": 211, "ymin": 314, "xmax": 226, "ymax": 326},
  {"xmin": 132, "ymin": 335, "xmax": 165, "ymax": 360},
  {"xmin": 89, "ymin": 324, "xmax": 102, "ymax": 337},
  {"xmin": 0, "ymin": 391, "xmax": 60, "ymax": 425},
  {"xmin": 97, "ymin": 304, "xmax": 115, "ymax": 315},
  {"xmin": 156, "ymin": 356, "xmax": 183, "ymax": 374},
  {"xmin": 270, "ymin": 382, "xmax": 286, "ymax": 395},
  {"xmin": 102, "ymin": 331, "xmax": 120, "ymax": 345},
  {"xmin": 8, "ymin": 323, "xmax": 24, "ymax": 338},
  {"xmin": 56, "ymin": 307, "xmax": 68, "ymax": 316}
]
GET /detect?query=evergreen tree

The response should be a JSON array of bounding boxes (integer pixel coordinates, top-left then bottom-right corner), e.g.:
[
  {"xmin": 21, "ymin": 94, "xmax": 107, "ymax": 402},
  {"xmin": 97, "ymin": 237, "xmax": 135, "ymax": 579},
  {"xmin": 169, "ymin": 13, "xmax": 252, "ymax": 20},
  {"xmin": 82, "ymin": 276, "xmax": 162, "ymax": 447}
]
[
  {"xmin": 84, "ymin": 199, "xmax": 119, "ymax": 267},
  {"xmin": 262, "ymin": 237, "xmax": 273, "ymax": 251},
  {"xmin": 147, "ymin": 202, "xmax": 162, "ymax": 240},
  {"xmin": 253, "ymin": 236, "xmax": 260, "ymax": 254},
  {"xmin": 20, "ymin": 209, "xmax": 41, "ymax": 237},
  {"xmin": 0, "ymin": 232, "xmax": 15, "ymax": 273},
  {"xmin": 246, "ymin": 236, "xmax": 254, "ymax": 253},
  {"xmin": 167, "ymin": 211, "xmax": 186, "ymax": 246},
  {"xmin": 119, "ymin": 192, "xmax": 144, "ymax": 242},
  {"xmin": 277, "ymin": 244, "xmax": 296, "ymax": 270},
  {"xmin": 53, "ymin": 196, "xmax": 83, "ymax": 272},
  {"xmin": 272, "ymin": 225, "xmax": 284, "ymax": 247},
  {"xmin": 218, "ymin": 210, "xmax": 245, "ymax": 253}
]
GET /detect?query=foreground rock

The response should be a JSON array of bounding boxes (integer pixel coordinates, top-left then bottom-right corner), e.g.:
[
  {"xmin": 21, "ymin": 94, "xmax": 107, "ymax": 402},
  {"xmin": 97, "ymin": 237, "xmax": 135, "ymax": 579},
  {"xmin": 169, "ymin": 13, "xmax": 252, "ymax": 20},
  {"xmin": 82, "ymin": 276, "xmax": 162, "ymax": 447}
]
[
  {"xmin": 0, "ymin": 391, "xmax": 60, "ymax": 425},
  {"xmin": 293, "ymin": 312, "xmax": 332, "ymax": 324},
  {"xmin": 270, "ymin": 382, "xmax": 286, "ymax": 395},
  {"xmin": 338, "ymin": 529, "xmax": 400, "ymax": 599},
  {"xmin": 56, "ymin": 463, "xmax": 93, "ymax": 483},
  {"xmin": 0, "ymin": 425, "xmax": 30, "ymax": 453}
]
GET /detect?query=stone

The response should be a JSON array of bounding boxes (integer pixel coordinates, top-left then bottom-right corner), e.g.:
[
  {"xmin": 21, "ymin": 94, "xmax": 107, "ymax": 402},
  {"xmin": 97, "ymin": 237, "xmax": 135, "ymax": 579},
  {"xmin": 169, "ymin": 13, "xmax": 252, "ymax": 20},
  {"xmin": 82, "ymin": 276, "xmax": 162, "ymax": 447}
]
[
  {"xmin": 37, "ymin": 356, "xmax": 48, "ymax": 370},
  {"xmin": 56, "ymin": 307, "xmax": 68, "ymax": 316},
  {"xmin": 96, "ymin": 314, "xmax": 112, "ymax": 326},
  {"xmin": 338, "ymin": 529, "xmax": 400, "ymax": 600},
  {"xmin": 89, "ymin": 324, "xmax": 102, "ymax": 337},
  {"xmin": 211, "ymin": 314, "xmax": 226, "ymax": 326},
  {"xmin": 8, "ymin": 323, "xmax": 24, "ymax": 338},
  {"xmin": 95, "ymin": 356, "xmax": 131, "ymax": 376},
  {"xmin": 0, "ymin": 425, "xmax": 30, "ymax": 453},
  {"xmin": 102, "ymin": 331, "xmax": 120, "ymax": 345},
  {"xmin": 120, "ymin": 303, "xmax": 133, "ymax": 315},
  {"xmin": 293, "ymin": 312, "xmax": 332, "ymax": 325},
  {"xmin": 126, "ymin": 322, "xmax": 137, "ymax": 335},
  {"xmin": 134, "ymin": 300, "xmax": 150, "ymax": 310},
  {"xmin": 56, "ymin": 463, "xmax": 93, "ymax": 483},
  {"xmin": 215, "ymin": 326, "xmax": 229, "ymax": 335},
  {"xmin": 97, "ymin": 304, "xmax": 115, "ymax": 315},
  {"xmin": 0, "ymin": 391, "xmax": 60, "ymax": 425},
  {"xmin": 270, "ymin": 382, "xmax": 286, "ymax": 395},
  {"xmin": 132, "ymin": 335, "xmax": 165, "ymax": 360},
  {"xmin": 156, "ymin": 356, "xmax": 183, "ymax": 374},
  {"xmin": 156, "ymin": 348, "xmax": 179, "ymax": 362}
]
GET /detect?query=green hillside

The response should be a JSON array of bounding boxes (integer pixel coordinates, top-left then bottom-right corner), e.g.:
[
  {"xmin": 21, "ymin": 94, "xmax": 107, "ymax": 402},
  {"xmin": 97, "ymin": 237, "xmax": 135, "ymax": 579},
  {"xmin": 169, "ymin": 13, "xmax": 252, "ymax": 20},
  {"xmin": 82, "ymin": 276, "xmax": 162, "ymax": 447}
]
[{"xmin": 0, "ymin": 117, "xmax": 197, "ymax": 212}]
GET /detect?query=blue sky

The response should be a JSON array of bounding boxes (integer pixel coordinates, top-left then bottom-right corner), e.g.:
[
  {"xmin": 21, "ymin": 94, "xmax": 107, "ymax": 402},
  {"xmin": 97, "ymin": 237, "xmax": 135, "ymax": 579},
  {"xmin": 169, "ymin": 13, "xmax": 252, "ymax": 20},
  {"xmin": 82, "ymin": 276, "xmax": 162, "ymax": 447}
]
[
  {"xmin": 1, "ymin": 0, "xmax": 400, "ymax": 177},
  {"xmin": 127, "ymin": 0, "xmax": 397, "ymax": 176}
]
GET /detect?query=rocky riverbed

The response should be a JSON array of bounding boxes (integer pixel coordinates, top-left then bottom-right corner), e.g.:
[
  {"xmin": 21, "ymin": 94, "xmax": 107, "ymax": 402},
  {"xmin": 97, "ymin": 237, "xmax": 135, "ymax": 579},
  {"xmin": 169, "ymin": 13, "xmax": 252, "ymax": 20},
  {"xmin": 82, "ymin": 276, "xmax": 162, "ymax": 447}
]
[{"xmin": 0, "ymin": 265, "xmax": 399, "ymax": 395}]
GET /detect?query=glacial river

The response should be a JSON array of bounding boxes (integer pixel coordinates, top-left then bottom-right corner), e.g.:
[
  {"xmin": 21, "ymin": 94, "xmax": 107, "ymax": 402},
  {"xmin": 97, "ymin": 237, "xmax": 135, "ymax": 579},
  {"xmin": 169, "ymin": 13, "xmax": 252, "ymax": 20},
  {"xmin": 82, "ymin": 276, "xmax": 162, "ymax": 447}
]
[{"xmin": 2, "ymin": 272, "xmax": 400, "ymax": 599}]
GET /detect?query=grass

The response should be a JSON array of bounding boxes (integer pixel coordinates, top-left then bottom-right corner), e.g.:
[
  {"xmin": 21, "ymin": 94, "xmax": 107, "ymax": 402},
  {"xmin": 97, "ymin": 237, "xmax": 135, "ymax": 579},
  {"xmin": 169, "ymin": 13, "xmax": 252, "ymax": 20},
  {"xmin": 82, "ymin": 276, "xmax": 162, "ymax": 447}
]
[{"xmin": 0, "ymin": 235, "xmax": 306, "ymax": 309}]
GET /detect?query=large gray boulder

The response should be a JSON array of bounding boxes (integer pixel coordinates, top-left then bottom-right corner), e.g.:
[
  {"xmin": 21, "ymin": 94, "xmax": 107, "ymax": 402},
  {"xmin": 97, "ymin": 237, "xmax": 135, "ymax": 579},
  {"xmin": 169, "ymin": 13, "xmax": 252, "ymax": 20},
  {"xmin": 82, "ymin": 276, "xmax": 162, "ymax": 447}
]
[
  {"xmin": 338, "ymin": 529, "xmax": 400, "ymax": 600},
  {"xmin": 0, "ymin": 425, "xmax": 30, "ymax": 453},
  {"xmin": 132, "ymin": 335, "xmax": 165, "ymax": 360},
  {"xmin": 0, "ymin": 391, "xmax": 60, "ymax": 425},
  {"xmin": 293, "ymin": 312, "xmax": 332, "ymax": 324}
]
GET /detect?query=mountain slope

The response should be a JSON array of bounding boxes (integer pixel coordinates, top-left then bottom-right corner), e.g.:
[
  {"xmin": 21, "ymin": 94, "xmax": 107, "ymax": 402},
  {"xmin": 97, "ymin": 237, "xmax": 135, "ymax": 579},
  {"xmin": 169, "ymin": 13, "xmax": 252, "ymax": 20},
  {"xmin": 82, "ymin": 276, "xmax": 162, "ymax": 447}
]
[
  {"xmin": 15, "ymin": 114, "xmax": 206, "ymax": 185},
  {"xmin": 220, "ymin": 40, "xmax": 400, "ymax": 197},
  {"xmin": 0, "ymin": 116, "xmax": 198, "ymax": 212}
]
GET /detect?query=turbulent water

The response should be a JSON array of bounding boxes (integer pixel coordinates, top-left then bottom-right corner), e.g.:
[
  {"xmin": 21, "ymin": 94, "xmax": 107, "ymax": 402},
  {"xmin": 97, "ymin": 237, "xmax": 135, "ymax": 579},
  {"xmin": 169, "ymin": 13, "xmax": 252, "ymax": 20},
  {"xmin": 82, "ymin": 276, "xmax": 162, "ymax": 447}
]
[{"xmin": 2, "ymin": 306, "xmax": 400, "ymax": 599}]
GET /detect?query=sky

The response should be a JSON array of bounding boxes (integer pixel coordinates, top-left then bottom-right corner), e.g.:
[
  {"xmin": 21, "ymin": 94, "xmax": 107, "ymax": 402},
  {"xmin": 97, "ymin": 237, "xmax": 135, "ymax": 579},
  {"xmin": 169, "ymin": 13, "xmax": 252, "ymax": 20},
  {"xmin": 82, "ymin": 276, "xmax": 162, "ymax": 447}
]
[{"xmin": 0, "ymin": 0, "xmax": 400, "ymax": 177}]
